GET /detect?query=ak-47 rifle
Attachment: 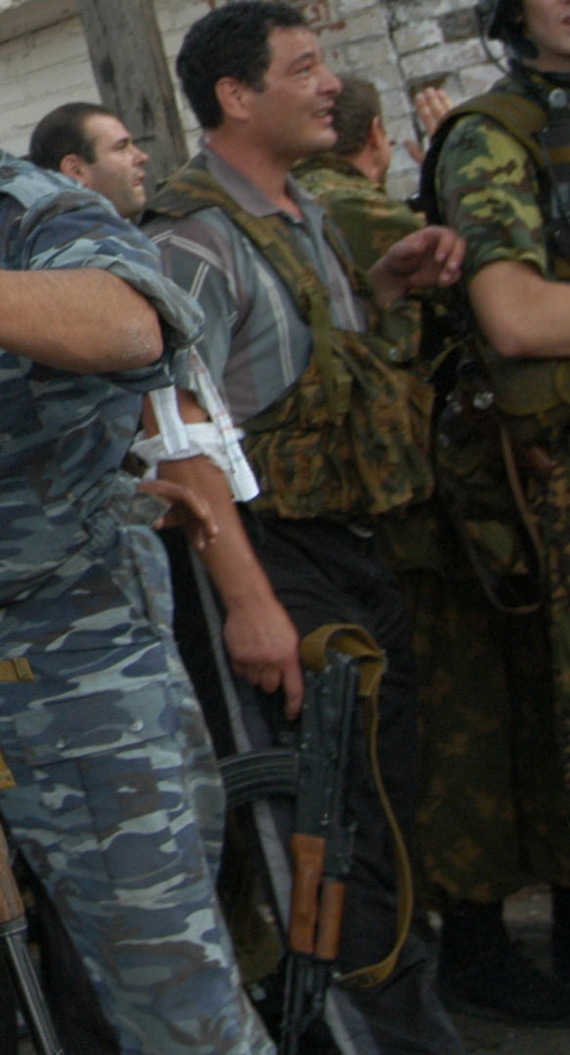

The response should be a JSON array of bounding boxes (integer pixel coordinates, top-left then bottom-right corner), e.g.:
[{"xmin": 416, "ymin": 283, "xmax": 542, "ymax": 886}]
[
  {"xmin": 278, "ymin": 649, "xmax": 359, "ymax": 1055},
  {"xmin": 0, "ymin": 821, "xmax": 63, "ymax": 1054}
]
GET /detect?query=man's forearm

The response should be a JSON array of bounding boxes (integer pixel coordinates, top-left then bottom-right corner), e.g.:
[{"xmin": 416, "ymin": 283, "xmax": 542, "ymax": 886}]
[
  {"xmin": 0, "ymin": 269, "xmax": 162, "ymax": 370},
  {"xmin": 470, "ymin": 260, "xmax": 570, "ymax": 360},
  {"xmin": 142, "ymin": 388, "xmax": 304, "ymax": 714},
  {"xmin": 159, "ymin": 455, "xmax": 304, "ymax": 716},
  {"xmin": 368, "ymin": 225, "xmax": 464, "ymax": 307},
  {"xmin": 158, "ymin": 454, "xmax": 276, "ymax": 606}
]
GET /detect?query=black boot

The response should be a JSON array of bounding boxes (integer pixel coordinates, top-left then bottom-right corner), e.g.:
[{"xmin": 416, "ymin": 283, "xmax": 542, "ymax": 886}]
[
  {"xmin": 552, "ymin": 885, "xmax": 570, "ymax": 984},
  {"xmin": 437, "ymin": 899, "xmax": 570, "ymax": 1024}
]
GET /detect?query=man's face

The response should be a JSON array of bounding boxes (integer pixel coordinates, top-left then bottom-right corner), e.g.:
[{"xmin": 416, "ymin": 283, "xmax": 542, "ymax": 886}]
[
  {"xmin": 241, "ymin": 26, "xmax": 341, "ymax": 163},
  {"xmin": 522, "ymin": 0, "xmax": 570, "ymax": 71},
  {"xmin": 79, "ymin": 114, "xmax": 149, "ymax": 218}
]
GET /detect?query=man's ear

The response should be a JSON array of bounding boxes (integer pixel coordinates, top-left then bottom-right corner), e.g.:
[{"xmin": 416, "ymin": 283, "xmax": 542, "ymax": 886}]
[
  {"xmin": 215, "ymin": 77, "xmax": 252, "ymax": 122},
  {"xmin": 368, "ymin": 116, "xmax": 385, "ymax": 150},
  {"xmin": 59, "ymin": 154, "xmax": 90, "ymax": 185}
]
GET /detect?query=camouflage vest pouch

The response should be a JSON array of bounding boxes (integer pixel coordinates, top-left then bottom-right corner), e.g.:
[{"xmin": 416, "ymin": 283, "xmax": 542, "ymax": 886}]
[
  {"xmin": 435, "ymin": 354, "xmax": 545, "ymax": 612},
  {"xmin": 244, "ymin": 327, "xmax": 433, "ymax": 522}
]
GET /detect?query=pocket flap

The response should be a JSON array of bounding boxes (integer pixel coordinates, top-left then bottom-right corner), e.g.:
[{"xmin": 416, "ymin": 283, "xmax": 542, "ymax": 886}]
[{"xmin": 15, "ymin": 683, "xmax": 176, "ymax": 765}]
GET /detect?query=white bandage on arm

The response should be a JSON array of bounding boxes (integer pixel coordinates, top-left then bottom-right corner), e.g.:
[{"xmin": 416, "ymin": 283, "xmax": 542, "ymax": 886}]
[{"xmin": 131, "ymin": 347, "xmax": 259, "ymax": 502}]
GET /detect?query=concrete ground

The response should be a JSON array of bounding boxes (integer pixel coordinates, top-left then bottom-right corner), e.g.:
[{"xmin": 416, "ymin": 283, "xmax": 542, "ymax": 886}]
[
  {"xmin": 440, "ymin": 885, "xmax": 570, "ymax": 1055},
  {"xmin": 17, "ymin": 886, "xmax": 570, "ymax": 1055}
]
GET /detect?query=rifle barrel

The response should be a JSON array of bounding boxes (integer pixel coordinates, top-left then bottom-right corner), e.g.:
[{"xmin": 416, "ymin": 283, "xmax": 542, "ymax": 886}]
[{"xmin": 0, "ymin": 827, "xmax": 63, "ymax": 1054}]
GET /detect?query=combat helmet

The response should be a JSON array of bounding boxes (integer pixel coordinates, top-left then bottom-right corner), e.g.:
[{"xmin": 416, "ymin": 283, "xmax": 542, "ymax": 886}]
[
  {"xmin": 475, "ymin": 0, "xmax": 537, "ymax": 61},
  {"xmin": 475, "ymin": 0, "xmax": 515, "ymax": 39}
]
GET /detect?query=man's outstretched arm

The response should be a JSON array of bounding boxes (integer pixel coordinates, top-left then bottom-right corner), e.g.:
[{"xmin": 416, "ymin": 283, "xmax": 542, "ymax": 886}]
[
  {"xmin": 369, "ymin": 224, "xmax": 465, "ymax": 307},
  {"xmin": 469, "ymin": 259, "xmax": 570, "ymax": 361},
  {"xmin": 0, "ymin": 269, "xmax": 162, "ymax": 371}
]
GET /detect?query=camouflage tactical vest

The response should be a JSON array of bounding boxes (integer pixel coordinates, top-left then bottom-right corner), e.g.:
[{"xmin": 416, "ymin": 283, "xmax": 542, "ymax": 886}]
[
  {"xmin": 420, "ymin": 74, "xmax": 570, "ymax": 610},
  {"xmin": 422, "ymin": 74, "xmax": 570, "ymax": 430},
  {"xmin": 147, "ymin": 163, "xmax": 434, "ymax": 523}
]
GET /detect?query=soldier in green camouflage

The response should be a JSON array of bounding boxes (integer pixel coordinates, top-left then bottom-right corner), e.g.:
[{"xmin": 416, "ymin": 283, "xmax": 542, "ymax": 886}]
[
  {"xmin": 297, "ymin": 69, "xmax": 570, "ymax": 1026},
  {"xmin": 295, "ymin": 76, "xmax": 436, "ymax": 574},
  {"xmin": 295, "ymin": 78, "xmax": 423, "ymax": 268},
  {"xmin": 420, "ymin": 0, "xmax": 570, "ymax": 1025}
]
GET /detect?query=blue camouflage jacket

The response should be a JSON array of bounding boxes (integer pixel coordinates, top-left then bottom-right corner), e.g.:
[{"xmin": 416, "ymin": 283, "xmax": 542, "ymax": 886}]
[{"xmin": 0, "ymin": 151, "xmax": 203, "ymax": 603}]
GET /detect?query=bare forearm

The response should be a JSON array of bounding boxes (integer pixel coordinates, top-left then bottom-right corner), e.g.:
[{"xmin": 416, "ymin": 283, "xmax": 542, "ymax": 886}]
[
  {"xmin": 0, "ymin": 269, "xmax": 162, "ymax": 370},
  {"xmin": 470, "ymin": 261, "xmax": 570, "ymax": 360},
  {"xmin": 142, "ymin": 389, "xmax": 304, "ymax": 714},
  {"xmin": 157, "ymin": 454, "xmax": 278, "ymax": 612},
  {"xmin": 157, "ymin": 453, "xmax": 303, "ymax": 715},
  {"xmin": 369, "ymin": 225, "xmax": 464, "ymax": 308}
]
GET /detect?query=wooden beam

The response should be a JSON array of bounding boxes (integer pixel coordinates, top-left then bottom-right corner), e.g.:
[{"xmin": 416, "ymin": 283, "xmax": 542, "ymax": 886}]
[{"xmin": 75, "ymin": 0, "xmax": 188, "ymax": 195}]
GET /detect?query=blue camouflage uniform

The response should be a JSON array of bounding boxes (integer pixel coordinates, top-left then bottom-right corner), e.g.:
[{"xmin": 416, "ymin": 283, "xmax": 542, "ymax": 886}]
[{"xmin": 0, "ymin": 151, "xmax": 273, "ymax": 1055}]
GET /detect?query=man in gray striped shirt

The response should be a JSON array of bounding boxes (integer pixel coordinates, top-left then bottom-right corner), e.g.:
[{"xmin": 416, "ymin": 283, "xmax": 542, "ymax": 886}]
[{"xmin": 143, "ymin": 4, "xmax": 466, "ymax": 1054}]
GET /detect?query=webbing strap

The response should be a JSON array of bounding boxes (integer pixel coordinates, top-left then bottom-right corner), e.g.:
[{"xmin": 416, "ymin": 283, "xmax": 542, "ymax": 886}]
[
  {"xmin": 0, "ymin": 658, "xmax": 34, "ymax": 683},
  {"xmin": 148, "ymin": 166, "xmax": 357, "ymax": 422},
  {"xmin": 421, "ymin": 84, "xmax": 549, "ymax": 231},
  {"xmin": 300, "ymin": 624, "xmax": 414, "ymax": 989}
]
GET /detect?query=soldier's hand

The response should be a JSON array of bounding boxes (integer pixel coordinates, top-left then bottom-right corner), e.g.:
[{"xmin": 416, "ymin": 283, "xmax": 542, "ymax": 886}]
[
  {"xmin": 405, "ymin": 87, "xmax": 453, "ymax": 164},
  {"xmin": 369, "ymin": 225, "xmax": 465, "ymax": 306},
  {"xmin": 139, "ymin": 478, "xmax": 218, "ymax": 550},
  {"xmin": 223, "ymin": 596, "xmax": 304, "ymax": 719}
]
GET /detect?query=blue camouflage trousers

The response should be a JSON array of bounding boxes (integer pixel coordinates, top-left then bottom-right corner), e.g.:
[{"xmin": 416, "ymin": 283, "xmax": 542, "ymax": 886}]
[{"xmin": 0, "ymin": 519, "xmax": 273, "ymax": 1055}]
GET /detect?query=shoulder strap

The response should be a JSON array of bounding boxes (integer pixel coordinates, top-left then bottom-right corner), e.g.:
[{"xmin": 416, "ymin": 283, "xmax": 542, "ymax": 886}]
[
  {"xmin": 148, "ymin": 164, "xmax": 329, "ymax": 314},
  {"xmin": 420, "ymin": 87, "xmax": 547, "ymax": 224},
  {"xmin": 147, "ymin": 164, "xmax": 358, "ymax": 417},
  {"xmin": 301, "ymin": 624, "xmax": 413, "ymax": 989}
]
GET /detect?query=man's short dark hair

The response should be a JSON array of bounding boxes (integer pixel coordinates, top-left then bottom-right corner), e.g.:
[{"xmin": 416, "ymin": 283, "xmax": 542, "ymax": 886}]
[
  {"xmin": 29, "ymin": 102, "xmax": 114, "ymax": 170},
  {"xmin": 176, "ymin": 1, "xmax": 306, "ymax": 130},
  {"xmin": 332, "ymin": 76, "xmax": 382, "ymax": 156}
]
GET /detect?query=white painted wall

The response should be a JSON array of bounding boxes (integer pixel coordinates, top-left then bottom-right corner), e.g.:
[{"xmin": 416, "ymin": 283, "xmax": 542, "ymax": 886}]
[{"xmin": 0, "ymin": 0, "xmax": 505, "ymax": 197}]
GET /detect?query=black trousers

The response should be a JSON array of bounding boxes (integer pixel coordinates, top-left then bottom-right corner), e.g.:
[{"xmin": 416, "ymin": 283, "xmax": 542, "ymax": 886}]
[
  {"xmin": 235, "ymin": 514, "xmax": 464, "ymax": 1055},
  {"xmin": 161, "ymin": 516, "xmax": 465, "ymax": 1054}
]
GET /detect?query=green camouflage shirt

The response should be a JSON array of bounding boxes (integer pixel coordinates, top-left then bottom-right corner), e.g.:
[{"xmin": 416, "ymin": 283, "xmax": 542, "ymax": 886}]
[
  {"xmin": 433, "ymin": 73, "xmax": 570, "ymax": 429},
  {"xmin": 295, "ymin": 154, "xmax": 422, "ymax": 270},
  {"xmin": 434, "ymin": 91, "xmax": 548, "ymax": 349},
  {"xmin": 294, "ymin": 153, "xmax": 424, "ymax": 373},
  {"xmin": 295, "ymin": 154, "xmax": 461, "ymax": 573}
]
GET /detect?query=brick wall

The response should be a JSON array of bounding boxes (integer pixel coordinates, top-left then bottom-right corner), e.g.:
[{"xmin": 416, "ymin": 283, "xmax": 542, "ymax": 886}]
[{"xmin": 0, "ymin": 0, "xmax": 504, "ymax": 197}]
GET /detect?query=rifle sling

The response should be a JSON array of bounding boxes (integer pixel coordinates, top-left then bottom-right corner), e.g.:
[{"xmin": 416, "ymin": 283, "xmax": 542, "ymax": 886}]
[
  {"xmin": 464, "ymin": 423, "xmax": 546, "ymax": 614},
  {"xmin": 300, "ymin": 624, "xmax": 414, "ymax": 989}
]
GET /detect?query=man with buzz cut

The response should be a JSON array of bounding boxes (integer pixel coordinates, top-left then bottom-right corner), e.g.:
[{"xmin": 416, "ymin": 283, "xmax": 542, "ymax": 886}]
[
  {"xmin": 29, "ymin": 101, "xmax": 149, "ymax": 219},
  {"xmin": 6, "ymin": 98, "xmax": 243, "ymax": 1055},
  {"xmin": 141, "ymin": 3, "xmax": 467, "ymax": 1053},
  {"xmin": 419, "ymin": 0, "xmax": 570, "ymax": 1026}
]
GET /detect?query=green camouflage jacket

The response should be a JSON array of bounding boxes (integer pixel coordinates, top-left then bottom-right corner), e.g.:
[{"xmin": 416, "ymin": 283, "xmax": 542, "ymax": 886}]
[
  {"xmin": 295, "ymin": 154, "xmax": 422, "ymax": 270},
  {"xmin": 294, "ymin": 154, "xmax": 459, "ymax": 573}
]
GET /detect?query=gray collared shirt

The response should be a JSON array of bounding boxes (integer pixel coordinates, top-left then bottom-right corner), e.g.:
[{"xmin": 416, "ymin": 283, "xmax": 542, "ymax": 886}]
[{"xmin": 145, "ymin": 142, "xmax": 367, "ymax": 424}]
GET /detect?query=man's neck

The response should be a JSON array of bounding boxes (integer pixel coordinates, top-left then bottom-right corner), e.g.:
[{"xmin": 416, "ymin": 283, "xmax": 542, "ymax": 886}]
[
  {"xmin": 205, "ymin": 130, "xmax": 302, "ymax": 217},
  {"xmin": 511, "ymin": 59, "xmax": 570, "ymax": 92},
  {"xmin": 339, "ymin": 149, "xmax": 379, "ymax": 184}
]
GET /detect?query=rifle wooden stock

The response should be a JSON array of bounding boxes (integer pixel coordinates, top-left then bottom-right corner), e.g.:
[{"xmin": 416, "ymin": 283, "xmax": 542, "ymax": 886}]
[
  {"xmin": 288, "ymin": 833, "xmax": 325, "ymax": 954},
  {"xmin": 0, "ymin": 823, "xmax": 25, "ymax": 926},
  {"xmin": 0, "ymin": 827, "xmax": 63, "ymax": 1055},
  {"xmin": 315, "ymin": 879, "xmax": 346, "ymax": 961}
]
